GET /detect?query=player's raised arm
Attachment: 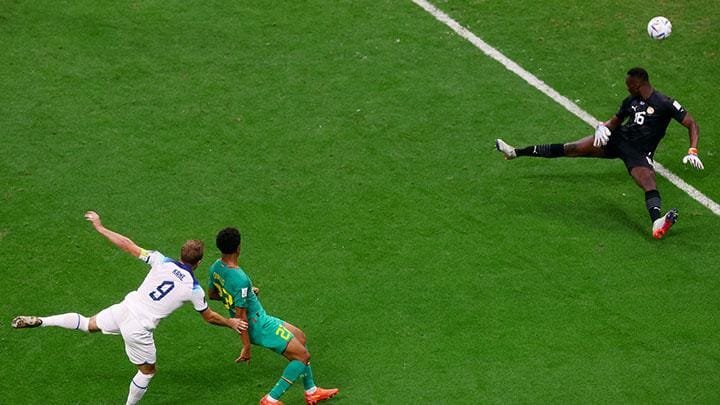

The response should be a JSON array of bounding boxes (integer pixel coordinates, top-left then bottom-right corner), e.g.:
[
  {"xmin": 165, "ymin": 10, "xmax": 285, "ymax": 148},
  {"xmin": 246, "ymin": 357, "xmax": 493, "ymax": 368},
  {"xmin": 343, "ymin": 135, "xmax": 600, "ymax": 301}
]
[{"xmin": 84, "ymin": 211, "xmax": 142, "ymax": 257}]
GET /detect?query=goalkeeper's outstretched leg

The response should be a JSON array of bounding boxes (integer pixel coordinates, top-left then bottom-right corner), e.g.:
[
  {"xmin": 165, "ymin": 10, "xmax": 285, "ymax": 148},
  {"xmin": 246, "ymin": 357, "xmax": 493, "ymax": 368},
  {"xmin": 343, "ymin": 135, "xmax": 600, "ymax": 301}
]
[{"xmin": 491, "ymin": 67, "xmax": 704, "ymax": 240}]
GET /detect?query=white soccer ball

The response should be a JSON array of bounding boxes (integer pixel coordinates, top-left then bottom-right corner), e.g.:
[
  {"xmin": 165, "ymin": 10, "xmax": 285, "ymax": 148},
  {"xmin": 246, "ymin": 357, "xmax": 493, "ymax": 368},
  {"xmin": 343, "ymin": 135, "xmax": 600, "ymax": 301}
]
[{"xmin": 647, "ymin": 16, "xmax": 672, "ymax": 40}]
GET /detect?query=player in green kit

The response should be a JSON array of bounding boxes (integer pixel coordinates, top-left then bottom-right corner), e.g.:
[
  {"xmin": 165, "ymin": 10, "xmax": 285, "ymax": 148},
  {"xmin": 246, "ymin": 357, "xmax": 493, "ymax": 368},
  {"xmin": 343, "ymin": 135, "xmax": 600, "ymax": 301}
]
[{"xmin": 207, "ymin": 227, "xmax": 338, "ymax": 405}]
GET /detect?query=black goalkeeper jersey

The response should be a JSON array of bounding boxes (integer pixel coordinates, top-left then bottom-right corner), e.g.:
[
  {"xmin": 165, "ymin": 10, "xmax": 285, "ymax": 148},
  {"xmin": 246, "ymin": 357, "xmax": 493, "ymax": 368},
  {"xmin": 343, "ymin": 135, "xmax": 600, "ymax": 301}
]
[{"xmin": 614, "ymin": 90, "xmax": 688, "ymax": 154}]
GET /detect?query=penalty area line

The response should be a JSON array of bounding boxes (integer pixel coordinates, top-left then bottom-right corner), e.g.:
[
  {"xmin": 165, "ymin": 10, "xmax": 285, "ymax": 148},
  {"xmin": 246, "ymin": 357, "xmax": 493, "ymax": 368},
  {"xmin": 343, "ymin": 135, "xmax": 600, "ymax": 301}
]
[{"xmin": 412, "ymin": 0, "xmax": 720, "ymax": 216}]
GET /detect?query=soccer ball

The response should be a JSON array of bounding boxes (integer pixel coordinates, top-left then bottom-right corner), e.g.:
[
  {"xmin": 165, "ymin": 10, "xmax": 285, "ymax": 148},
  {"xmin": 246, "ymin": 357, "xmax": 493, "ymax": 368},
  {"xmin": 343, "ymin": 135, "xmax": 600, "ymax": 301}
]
[{"xmin": 647, "ymin": 16, "xmax": 672, "ymax": 40}]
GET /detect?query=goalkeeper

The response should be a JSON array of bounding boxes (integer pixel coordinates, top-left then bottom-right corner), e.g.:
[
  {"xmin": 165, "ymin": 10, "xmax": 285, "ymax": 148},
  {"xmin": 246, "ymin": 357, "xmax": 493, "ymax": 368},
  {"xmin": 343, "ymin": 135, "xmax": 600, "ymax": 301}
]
[{"xmin": 495, "ymin": 67, "xmax": 703, "ymax": 239}]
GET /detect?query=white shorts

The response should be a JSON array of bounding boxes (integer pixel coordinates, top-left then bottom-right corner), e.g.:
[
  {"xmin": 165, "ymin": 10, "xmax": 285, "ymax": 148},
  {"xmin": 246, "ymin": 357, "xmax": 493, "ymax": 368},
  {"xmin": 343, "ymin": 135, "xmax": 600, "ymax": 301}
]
[{"xmin": 95, "ymin": 303, "xmax": 156, "ymax": 365}]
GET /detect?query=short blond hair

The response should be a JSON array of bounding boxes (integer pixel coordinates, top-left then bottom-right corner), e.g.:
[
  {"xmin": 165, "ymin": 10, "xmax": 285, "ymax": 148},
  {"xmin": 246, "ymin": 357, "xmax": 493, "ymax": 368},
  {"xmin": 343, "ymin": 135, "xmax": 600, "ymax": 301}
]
[{"xmin": 181, "ymin": 240, "xmax": 204, "ymax": 266}]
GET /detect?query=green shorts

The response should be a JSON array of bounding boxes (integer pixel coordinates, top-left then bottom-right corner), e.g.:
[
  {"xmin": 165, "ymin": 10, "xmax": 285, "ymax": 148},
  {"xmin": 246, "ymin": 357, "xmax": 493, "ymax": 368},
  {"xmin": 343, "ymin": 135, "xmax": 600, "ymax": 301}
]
[{"xmin": 249, "ymin": 313, "xmax": 294, "ymax": 354}]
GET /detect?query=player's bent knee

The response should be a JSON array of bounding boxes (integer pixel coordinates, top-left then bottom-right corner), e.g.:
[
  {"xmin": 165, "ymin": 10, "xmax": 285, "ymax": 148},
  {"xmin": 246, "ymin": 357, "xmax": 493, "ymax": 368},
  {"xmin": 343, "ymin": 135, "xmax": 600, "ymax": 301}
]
[
  {"xmin": 286, "ymin": 340, "xmax": 311, "ymax": 364},
  {"xmin": 87, "ymin": 316, "xmax": 101, "ymax": 333},
  {"xmin": 138, "ymin": 363, "xmax": 156, "ymax": 374},
  {"xmin": 630, "ymin": 167, "xmax": 657, "ymax": 190},
  {"xmin": 296, "ymin": 331, "xmax": 307, "ymax": 346}
]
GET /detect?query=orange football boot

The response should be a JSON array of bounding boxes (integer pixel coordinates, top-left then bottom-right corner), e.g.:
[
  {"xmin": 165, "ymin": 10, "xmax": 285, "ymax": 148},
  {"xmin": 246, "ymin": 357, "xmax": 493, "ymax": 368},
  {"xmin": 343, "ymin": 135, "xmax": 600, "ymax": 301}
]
[
  {"xmin": 652, "ymin": 208, "xmax": 678, "ymax": 239},
  {"xmin": 305, "ymin": 387, "xmax": 339, "ymax": 404},
  {"xmin": 259, "ymin": 395, "xmax": 283, "ymax": 405}
]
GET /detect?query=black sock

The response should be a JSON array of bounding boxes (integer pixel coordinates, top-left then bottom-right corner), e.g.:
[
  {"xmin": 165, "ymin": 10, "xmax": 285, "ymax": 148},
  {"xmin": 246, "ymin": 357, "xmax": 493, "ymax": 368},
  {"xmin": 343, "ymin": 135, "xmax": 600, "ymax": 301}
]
[
  {"xmin": 516, "ymin": 144, "xmax": 565, "ymax": 158},
  {"xmin": 645, "ymin": 189, "xmax": 662, "ymax": 222}
]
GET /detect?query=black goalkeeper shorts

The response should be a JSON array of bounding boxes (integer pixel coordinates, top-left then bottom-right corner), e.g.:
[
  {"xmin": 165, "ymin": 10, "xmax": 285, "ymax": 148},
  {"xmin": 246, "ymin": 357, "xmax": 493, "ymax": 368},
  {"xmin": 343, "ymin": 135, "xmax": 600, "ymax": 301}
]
[{"xmin": 603, "ymin": 132, "xmax": 655, "ymax": 173}]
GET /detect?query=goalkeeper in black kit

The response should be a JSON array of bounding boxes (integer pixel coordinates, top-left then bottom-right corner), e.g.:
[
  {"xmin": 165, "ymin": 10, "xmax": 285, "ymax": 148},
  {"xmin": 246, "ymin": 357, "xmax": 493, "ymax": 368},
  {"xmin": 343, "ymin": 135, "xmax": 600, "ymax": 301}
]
[{"xmin": 495, "ymin": 67, "xmax": 704, "ymax": 239}]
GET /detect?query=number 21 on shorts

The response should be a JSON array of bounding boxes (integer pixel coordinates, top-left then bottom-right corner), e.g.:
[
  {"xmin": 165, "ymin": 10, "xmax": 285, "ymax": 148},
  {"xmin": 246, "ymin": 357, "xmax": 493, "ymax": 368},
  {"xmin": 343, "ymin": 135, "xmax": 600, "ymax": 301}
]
[{"xmin": 275, "ymin": 324, "xmax": 292, "ymax": 341}]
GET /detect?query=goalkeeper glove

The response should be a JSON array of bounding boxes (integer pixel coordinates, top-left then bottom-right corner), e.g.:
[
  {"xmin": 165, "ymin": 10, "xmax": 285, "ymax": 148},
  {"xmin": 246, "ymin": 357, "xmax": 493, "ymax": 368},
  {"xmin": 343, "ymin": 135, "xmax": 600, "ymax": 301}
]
[
  {"xmin": 593, "ymin": 123, "xmax": 611, "ymax": 147},
  {"xmin": 682, "ymin": 147, "xmax": 704, "ymax": 170}
]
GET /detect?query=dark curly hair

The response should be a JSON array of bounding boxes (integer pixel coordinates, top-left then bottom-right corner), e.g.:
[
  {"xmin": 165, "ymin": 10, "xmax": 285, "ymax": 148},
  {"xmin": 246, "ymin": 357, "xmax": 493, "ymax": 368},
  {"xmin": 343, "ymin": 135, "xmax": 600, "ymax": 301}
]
[{"xmin": 216, "ymin": 227, "xmax": 241, "ymax": 255}]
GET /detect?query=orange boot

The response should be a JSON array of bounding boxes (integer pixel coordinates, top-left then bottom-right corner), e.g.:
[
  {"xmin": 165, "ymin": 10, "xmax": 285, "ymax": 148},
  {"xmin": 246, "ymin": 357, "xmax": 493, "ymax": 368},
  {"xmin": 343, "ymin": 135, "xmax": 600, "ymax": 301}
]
[{"xmin": 304, "ymin": 387, "xmax": 339, "ymax": 404}]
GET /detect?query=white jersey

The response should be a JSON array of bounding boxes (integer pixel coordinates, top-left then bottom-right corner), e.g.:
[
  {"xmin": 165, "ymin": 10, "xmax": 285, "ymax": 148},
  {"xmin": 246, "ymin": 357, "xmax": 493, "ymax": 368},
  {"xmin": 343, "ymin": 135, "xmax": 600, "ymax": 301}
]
[{"xmin": 122, "ymin": 249, "xmax": 208, "ymax": 330}]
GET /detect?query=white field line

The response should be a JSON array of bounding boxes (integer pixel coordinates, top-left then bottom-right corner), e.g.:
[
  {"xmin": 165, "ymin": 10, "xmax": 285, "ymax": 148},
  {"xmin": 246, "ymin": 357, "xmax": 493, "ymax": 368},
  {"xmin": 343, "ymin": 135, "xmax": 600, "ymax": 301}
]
[{"xmin": 413, "ymin": 0, "xmax": 720, "ymax": 216}]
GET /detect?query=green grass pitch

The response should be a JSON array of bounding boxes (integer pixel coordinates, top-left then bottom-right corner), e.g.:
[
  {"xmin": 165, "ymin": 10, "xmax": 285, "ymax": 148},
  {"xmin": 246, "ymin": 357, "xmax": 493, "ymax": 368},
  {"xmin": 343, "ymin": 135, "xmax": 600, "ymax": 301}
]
[{"xmin": 1, "ymin": 1, "xmax": 719, "ymax": 403}]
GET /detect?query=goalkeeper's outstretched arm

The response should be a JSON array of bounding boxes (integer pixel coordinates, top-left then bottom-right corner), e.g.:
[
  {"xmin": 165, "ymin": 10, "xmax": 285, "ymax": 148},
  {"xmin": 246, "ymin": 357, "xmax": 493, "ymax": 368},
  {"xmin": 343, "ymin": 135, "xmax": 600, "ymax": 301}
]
[
  {"xmin": 681, "ymin": 113, "xmax": 700, "ymax": 150},
  {"xmin": 680, "ymin": 113, "xmax": 703, "ymax": 170}
]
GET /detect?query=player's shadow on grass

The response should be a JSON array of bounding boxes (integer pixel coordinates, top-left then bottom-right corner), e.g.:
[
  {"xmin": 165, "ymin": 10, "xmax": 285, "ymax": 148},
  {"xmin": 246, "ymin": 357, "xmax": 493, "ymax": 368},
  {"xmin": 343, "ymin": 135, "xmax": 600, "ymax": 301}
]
[
  {"xmin": 519, "ymin": 171, "xmax": 649, "ymax": 236},
  {"xmin": 594, "ymin": 198, "xmax": 647, "ymax": 235}
]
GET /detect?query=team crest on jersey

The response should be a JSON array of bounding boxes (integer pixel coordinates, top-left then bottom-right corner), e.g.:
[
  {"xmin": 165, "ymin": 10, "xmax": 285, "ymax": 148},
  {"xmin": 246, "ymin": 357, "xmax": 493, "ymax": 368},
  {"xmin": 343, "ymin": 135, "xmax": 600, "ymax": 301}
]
[{"xmin": 646, "ymin": 106, "xmax": 654, "ymax": 115}]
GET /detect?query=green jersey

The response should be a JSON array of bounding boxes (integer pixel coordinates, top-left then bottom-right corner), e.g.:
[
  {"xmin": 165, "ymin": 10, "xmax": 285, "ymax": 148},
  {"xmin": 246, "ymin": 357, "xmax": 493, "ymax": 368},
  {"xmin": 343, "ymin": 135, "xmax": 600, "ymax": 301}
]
[
  {"xmin": 207, "ymin": 259, "xmax": 266, "ymax": 319},
  {"xmin": 207, "ymin": 259, "xmax": 293, "ymax": 353}
]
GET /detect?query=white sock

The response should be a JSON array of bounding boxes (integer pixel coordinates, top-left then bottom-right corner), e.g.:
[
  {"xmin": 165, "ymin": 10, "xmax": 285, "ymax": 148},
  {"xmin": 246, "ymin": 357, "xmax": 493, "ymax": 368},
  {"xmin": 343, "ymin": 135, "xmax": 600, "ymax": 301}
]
[
  {"xmin": 265, "ymin": 395, "xmax": 279, "ymax": 403},
  {"xmin": 126, "ymin": 371, "xmax": 154, "ymax": 405},
  {"xmin": 41, "ymin": 313, "xmax": 89, "ymax": 332},
  {"xmin": 305, "ymin": 386, "xmax": 317, "ymax": 394}
]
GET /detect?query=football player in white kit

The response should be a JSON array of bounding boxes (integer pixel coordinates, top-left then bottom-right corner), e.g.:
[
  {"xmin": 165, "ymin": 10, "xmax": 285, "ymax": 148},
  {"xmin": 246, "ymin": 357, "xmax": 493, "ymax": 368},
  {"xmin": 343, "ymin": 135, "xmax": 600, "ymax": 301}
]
[{"xmin": 12, "ymin": 211, "xmax": 247, "ymax": 404}]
